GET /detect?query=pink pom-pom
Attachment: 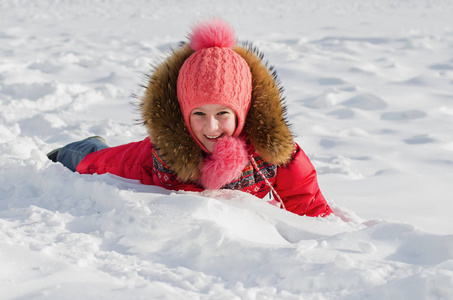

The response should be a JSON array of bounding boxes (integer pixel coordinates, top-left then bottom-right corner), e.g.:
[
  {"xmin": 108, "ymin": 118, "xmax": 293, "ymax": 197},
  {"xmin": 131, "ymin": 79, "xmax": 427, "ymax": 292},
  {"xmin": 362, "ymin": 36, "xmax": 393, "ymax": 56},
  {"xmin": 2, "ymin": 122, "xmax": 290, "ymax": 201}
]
[
  {"xmin": 200, "ymin": 136, "xmax": 249, "ymax": 190},
  {"xmin": 189, "ymin": 18, "xmax": 236, "ymax": 51}
]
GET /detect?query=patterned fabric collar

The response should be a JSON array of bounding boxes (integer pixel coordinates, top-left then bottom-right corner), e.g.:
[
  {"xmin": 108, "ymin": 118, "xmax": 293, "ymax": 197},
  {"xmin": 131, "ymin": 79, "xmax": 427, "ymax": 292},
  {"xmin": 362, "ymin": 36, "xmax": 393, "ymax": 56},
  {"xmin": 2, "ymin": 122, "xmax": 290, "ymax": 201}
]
[{"xmin": 151, "ymin": 146, "xmax": 277, "ymax": 196}]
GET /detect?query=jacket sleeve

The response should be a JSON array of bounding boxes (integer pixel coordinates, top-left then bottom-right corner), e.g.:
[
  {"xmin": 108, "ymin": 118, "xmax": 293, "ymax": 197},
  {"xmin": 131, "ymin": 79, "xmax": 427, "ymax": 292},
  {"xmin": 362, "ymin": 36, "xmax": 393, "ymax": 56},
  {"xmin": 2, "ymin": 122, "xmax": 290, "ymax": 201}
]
[
  {"xmin": 76, "ymin": 137, "xmax": 154, "ymax": 185},
  {"xmin": 273, "ymin": 143, "xmax": 332, "ymax": 217}
]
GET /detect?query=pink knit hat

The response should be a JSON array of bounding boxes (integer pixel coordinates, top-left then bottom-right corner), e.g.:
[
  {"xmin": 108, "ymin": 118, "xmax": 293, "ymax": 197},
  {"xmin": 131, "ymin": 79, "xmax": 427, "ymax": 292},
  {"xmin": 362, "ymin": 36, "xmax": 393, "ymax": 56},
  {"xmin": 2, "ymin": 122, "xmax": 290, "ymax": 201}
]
[{"xmin": 177, "ymin": 18, "xmax": 252, "ymax": 151}]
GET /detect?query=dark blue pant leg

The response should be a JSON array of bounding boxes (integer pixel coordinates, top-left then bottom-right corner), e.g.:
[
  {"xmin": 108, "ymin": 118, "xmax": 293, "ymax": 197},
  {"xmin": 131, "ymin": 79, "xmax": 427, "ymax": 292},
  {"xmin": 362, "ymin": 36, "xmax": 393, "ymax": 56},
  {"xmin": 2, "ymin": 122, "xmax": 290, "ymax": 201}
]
[{"xmin": 56, "ymin": 138, "xmax": 109, "ymax": 171}]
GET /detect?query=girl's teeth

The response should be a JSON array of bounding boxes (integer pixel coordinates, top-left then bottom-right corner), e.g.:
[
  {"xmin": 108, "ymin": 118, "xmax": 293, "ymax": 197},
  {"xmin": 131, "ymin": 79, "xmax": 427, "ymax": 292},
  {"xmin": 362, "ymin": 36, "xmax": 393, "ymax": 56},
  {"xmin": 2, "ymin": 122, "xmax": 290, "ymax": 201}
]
[{"xmin": 206, "ymin": 134, "xmax": 222, "ymax": 139}]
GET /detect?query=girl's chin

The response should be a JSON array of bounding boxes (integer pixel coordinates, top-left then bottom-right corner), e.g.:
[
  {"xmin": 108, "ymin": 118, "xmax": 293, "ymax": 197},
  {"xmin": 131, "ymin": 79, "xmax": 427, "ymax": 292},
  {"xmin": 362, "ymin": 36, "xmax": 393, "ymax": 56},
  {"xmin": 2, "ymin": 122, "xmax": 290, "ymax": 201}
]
[
  {"xmin": 199, "ymin": 133, "xmax": 232, "ymax": 153},
  {"xmin": 201, "ymin": 136, "xmax": 224, "ymax": 153},
  {"xmin": 202, "ymin": 140, "xmax": 217, "ymax": 153}
]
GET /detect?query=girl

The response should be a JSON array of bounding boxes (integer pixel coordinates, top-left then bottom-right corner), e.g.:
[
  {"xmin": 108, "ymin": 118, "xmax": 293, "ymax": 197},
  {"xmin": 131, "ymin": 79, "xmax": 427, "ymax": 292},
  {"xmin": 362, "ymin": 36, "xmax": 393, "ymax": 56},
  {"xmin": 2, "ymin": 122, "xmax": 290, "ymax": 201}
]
[{"xmin": 48, "ymin": 18, "xmax": 332, "ymax": 217}]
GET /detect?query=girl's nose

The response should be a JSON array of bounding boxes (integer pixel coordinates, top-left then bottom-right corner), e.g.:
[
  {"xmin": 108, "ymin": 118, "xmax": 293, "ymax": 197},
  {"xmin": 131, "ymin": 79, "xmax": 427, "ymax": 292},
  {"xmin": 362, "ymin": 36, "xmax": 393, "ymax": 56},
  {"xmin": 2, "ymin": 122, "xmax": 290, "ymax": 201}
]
[{"xmin": 206, "ymin": 116, "xmax": 219, "ymax": 132}]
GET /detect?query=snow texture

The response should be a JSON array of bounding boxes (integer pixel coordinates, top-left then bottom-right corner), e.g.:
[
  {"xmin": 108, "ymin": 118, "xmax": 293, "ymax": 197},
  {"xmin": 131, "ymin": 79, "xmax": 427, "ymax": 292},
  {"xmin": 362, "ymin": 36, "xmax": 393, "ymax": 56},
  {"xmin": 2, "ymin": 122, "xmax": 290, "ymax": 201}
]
[{"xmin": 1, "ymin": 0, "xmax": 453, "ymax": 299}]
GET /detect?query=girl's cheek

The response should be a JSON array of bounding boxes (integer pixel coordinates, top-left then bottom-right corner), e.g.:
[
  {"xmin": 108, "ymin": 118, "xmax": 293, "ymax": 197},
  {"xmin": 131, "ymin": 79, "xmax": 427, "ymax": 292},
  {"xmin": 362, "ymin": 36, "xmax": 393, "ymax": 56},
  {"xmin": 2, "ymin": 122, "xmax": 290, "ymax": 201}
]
[{"xmin": 190, "ymin": 118, "xmax": 203, "ymax": 134}]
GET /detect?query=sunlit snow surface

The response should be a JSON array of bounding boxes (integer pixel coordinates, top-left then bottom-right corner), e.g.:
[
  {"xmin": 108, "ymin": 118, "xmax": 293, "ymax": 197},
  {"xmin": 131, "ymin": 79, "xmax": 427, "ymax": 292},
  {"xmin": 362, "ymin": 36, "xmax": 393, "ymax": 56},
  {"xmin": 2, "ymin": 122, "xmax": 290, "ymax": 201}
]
[{"xmin": 1, "ymin": 0, "xmax": 453, "ymax": 299}]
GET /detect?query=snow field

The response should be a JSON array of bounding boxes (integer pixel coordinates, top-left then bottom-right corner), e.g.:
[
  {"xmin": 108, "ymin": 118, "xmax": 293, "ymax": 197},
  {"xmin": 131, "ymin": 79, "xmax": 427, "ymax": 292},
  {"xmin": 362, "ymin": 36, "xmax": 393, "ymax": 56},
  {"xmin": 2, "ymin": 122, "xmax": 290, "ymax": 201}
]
[{"xmin": 1, "ymin": 0, "xmax": 453, "ymax": 299}]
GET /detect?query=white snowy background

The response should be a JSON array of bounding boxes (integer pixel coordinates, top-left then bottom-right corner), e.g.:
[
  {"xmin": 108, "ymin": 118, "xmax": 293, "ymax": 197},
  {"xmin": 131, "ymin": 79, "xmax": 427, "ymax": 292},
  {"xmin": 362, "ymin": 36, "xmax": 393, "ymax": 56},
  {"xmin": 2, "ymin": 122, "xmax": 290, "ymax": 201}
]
[{"xmin": 1, "ymin": 0, "xmax": 453, "ymax": 299}]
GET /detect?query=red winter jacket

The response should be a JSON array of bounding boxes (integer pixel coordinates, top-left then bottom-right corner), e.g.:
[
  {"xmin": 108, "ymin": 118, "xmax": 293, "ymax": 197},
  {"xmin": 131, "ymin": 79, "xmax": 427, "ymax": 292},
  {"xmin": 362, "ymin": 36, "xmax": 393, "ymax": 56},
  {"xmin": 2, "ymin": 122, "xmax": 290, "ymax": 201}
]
[{"xmin": 77, "ymin": 137, "xmax": 331, "ymax": 217}]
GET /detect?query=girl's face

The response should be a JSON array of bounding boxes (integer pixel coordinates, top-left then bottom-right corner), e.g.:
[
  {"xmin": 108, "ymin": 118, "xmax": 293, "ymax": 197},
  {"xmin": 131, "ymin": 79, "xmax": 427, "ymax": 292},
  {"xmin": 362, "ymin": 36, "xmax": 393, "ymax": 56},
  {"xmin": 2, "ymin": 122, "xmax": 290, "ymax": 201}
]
[{"xmin": 189, "ymin": 104, "xmax": 237, "ymax": 153}]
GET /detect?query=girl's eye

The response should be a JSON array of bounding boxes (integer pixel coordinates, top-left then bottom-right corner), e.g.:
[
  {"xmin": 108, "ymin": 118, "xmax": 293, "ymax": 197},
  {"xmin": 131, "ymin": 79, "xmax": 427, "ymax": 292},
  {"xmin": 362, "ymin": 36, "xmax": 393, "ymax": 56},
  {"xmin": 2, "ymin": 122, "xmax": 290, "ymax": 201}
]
[
  {"xmin": 217, "ymin": 111, "xmax": 229, "ymax": 115},
  {"xmin": 193, "ymin": 111, "xmax": 205, "ymax": 116}
]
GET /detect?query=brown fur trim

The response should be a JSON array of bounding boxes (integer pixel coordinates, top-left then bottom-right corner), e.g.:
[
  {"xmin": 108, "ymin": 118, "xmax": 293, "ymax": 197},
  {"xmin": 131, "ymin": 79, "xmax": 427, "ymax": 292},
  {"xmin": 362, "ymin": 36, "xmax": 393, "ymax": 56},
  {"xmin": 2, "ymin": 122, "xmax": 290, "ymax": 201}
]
[
  {"xmin": 141, "ymin": 45, "xmax": 203, "ymax": 182},
  {"xmin": 141, "ymin": 42, "xmax": 294, "ymax": 183},
  {"xmin": 234, "ymin": 44, "xmax": 294, "ymax": 166}
]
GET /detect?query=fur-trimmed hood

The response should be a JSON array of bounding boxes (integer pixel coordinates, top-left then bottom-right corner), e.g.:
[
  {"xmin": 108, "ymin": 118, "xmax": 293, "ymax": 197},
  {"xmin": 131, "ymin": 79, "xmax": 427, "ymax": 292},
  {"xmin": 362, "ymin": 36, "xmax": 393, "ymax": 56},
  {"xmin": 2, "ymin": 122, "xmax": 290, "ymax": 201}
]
[{"xmin": 141, "ymin": 42, "xmax": 294, "ymax": 182}]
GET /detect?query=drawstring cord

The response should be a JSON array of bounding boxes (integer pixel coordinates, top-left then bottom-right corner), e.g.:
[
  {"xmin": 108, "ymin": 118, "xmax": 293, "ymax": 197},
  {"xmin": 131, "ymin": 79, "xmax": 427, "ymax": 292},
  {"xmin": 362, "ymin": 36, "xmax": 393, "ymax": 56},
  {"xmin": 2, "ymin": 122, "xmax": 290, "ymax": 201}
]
[{"xmin": 249, "ymin": 155, "xmax": 286, "ymax": 211}]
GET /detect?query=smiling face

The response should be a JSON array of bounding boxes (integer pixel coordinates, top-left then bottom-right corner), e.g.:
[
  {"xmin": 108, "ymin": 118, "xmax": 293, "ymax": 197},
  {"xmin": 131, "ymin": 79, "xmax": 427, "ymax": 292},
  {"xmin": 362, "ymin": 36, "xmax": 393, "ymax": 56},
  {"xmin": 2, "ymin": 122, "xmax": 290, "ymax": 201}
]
[{"xmin": 189, "ymin": 104, "xmax": 237, "ymax": 153}]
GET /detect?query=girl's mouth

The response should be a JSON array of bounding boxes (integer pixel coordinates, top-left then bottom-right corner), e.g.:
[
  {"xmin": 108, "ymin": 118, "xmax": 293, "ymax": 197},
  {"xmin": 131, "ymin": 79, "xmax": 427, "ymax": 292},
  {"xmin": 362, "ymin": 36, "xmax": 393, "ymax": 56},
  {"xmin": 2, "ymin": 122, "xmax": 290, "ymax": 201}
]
[{"xmin": 205, "ymin": 133, "xmax": 224, "ymax": 140}]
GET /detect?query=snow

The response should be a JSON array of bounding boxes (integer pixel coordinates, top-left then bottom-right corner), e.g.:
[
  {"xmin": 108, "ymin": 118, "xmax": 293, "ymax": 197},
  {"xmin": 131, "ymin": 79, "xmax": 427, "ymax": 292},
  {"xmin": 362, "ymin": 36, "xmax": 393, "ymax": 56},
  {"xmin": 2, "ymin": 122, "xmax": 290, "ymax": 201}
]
[{"xmin": 1, "ymin": 0, "xmax": 453, "ymax": 298}]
